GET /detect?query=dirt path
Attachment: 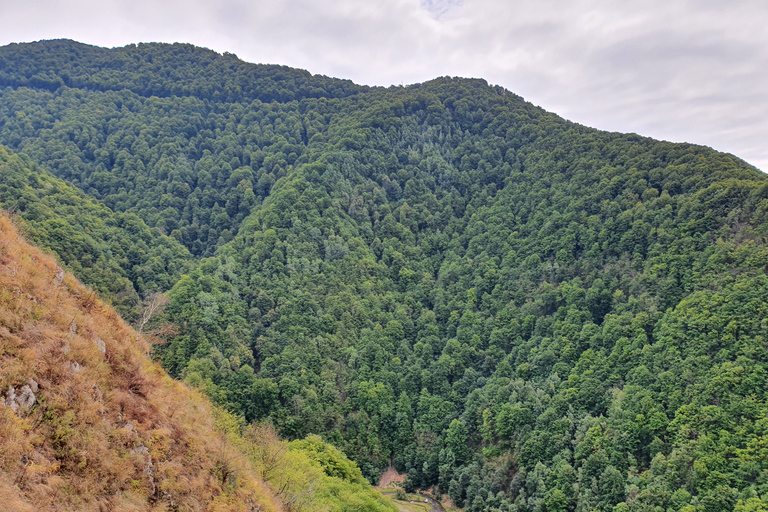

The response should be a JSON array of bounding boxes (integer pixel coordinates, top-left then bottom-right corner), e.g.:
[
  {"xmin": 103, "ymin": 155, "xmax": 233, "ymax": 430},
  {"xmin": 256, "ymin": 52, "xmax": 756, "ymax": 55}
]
[{"xmin": 427, "ymin": 495, "xmax": 447, "ymax": 512}]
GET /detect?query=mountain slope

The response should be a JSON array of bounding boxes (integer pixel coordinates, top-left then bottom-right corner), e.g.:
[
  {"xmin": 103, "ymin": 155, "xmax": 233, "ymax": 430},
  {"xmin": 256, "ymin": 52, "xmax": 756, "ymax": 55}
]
[
  {"xmin": 0, "ymin": 211, "xmax": 280, "ymax": 510},
  {"xmin": 0, "ymin": 145, "xmax": 193, "ymax": 320},
  {"xmin": 0, "ymin": 211, "xmax": 396, "ymax": 512},
  {"xmin": 0, "ymin": 39, "xmax": 367, "ymax": 103}
]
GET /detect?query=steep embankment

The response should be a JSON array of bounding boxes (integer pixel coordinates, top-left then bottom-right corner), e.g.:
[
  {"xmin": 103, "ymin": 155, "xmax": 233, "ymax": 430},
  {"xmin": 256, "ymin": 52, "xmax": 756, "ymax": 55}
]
[{"xmin": 0, "ymin": 211, "xmax": 281, "ymax": 510}]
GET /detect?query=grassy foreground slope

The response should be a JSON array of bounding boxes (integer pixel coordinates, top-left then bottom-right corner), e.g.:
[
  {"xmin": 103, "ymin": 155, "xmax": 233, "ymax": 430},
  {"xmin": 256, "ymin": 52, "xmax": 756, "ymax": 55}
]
[
  {"xmin": 0, "ymin": 211, "xmax": 277, "ymax": 510},
  {"xmin": 0, "ymin": 211, "xmax": 395, "ymax": 512}
]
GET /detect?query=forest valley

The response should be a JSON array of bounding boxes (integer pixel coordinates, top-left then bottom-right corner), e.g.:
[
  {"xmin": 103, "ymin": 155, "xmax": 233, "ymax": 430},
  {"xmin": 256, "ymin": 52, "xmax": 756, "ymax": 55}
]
[{"xmin": 1, "ymin": 39, "xmax": 768, "ymax": 512}]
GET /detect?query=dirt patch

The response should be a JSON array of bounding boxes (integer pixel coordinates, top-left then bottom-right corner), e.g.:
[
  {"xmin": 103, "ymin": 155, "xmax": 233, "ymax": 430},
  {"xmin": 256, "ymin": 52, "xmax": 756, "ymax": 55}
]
[{"xmin": 378, "ymin": 466, "xmax": 406, "ymax": 489}]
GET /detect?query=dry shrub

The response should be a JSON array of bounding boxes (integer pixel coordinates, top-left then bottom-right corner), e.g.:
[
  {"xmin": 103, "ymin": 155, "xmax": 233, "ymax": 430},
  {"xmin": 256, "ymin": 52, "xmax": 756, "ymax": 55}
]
[{"xmin": 0, "ymin": 479, "xmax": 35, "ymax": 512}]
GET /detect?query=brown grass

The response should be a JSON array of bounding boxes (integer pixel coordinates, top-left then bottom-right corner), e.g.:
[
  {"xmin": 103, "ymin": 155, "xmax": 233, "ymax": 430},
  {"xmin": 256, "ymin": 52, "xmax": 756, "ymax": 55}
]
[{"xmin": 0, "ymin": 212, "xmax": 281, "ymax": 511}]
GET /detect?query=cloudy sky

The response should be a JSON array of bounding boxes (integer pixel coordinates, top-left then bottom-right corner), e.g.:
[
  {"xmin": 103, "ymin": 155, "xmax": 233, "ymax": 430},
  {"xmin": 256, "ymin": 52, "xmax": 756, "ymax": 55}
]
[{"xmin": 3, "ymin": 0, "xmax": 767, "ymax": 170}]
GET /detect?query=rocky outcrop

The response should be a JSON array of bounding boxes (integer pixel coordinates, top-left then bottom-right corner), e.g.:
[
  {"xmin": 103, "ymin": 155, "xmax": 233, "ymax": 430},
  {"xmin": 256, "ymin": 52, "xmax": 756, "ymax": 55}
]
[{"xmin": 3, "ymin": 379, "xmax": 37, "ymax": 414}]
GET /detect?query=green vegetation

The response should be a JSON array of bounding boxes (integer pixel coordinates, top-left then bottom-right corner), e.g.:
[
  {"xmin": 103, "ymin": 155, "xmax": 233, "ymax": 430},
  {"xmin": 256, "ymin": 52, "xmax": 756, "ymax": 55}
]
[
  {"xmin": 0, "ymin": 39, "xmax": 367, "ymax": 257},
  {"xmin": 0, "ymin": 145, "xmax": 192, "ymax": 319},
  {"xmin": 212, "ymin": 412, "xmax": 396, "ymax": 512},
  {"xmin": 2, "ymin": 39, "xmax": 768, "ymax": 511}
]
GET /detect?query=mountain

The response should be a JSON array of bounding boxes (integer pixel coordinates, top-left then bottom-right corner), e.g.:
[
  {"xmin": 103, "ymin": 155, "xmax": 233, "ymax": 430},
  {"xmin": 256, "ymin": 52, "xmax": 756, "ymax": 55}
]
[
  {"xmin": 0, "ymin": 210, "xmax": 277, "ymax": 511},
  {"xmin": 1, "ymin": 39, "xmax": 768, "ymax": 512}
]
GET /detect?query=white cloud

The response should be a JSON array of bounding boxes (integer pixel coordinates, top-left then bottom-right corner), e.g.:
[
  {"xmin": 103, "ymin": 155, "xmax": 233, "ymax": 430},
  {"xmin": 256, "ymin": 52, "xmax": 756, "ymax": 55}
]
[{"xmin": 1, "ymin": 0, "xmax": 766, "ymax": 170}]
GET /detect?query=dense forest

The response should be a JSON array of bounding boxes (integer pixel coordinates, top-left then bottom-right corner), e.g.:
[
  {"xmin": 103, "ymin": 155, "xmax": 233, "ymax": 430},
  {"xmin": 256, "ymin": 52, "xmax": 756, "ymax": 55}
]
[
  {"xmin": 0, "ymin": 146, "xmax": 192, "ymax": 320},
  {"xmin": 2, "ymin": 39, "xmax": 768, "ymax": 512}
]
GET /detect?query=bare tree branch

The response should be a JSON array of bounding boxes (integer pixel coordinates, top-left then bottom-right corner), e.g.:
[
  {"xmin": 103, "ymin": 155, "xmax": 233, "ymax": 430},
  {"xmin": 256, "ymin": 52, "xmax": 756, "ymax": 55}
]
[{"xmin": 137, "ymin": 292, "xmax": 169, "ymax": 340}]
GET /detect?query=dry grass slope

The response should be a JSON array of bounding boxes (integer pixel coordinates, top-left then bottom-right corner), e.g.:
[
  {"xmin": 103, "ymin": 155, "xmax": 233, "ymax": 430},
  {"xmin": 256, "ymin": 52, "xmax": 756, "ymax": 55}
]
[{"xmin": 0, "ymin": 211, "xmax": 280, "ymax": 511}]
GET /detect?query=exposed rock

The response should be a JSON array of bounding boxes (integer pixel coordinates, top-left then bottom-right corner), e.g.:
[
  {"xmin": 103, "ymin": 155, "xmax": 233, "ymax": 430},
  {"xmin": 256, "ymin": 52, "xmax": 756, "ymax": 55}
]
[
  {"xmin": 134, "ymin": 444, "xmax": 156, "ymax": 495},
  {"xmin": 17, "ymin": 385, "xmax": 36, "ymax": 410},
  {"xmin": 3, "ymin": 386, "xmax": 16, "ymax": 412},
  {"xmin": 54, "ymin": 268, "xmax": 65, "ymax": 284},
  {"xmin": 4, "ymin": 384, "xmax": 36, "ymax": 413},
  {"xmin": 27, "ymin": 378, "xmax": 38, "ymax": 392},
  {"xmin": 69, "ymin": 321, "xmax": 77, "ymax": 337},
  {"xmin": 93, "ymin": 334, "xmax": 106, "ymax": 354},
  {"xmin": 90, "ymin": 384, "xmax": 103, "ymax": 403}
]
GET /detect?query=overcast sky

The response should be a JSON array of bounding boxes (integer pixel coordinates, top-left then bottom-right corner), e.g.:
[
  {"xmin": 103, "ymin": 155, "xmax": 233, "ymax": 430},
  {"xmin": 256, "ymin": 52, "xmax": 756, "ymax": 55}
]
[{"xmin": 2, "ymin": 0, "xmax": 766, "ymax": 171}]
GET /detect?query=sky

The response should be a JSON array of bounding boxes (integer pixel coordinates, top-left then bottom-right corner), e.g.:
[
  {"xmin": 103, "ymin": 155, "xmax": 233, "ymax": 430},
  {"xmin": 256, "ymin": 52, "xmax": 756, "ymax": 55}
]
[{"xmin": 2, "ymin": 0, "xmax": 766, "ymax": 171}]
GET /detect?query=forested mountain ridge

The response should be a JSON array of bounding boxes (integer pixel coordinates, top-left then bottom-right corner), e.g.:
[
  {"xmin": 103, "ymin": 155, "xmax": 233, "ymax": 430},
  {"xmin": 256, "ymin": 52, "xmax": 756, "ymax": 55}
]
[
  {"xmin": 0, "ymin": 42, "xmax": 369, "ymax": 256},
  {"xmin": 0, "ymin": 39, "xmax": 368, "ymax": 103},
  {"xmin": 1, "ymin": 40, "xmax": 768, "ymax": 512}
]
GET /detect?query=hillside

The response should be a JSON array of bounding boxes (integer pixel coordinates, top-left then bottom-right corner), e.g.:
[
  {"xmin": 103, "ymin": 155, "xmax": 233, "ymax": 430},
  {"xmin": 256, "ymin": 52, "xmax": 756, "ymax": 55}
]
[
  {"xmin": 0, "ymin": 211, "xmax": 395, "ymax": 511},
  {"xmin": 0, "ymin": 145, "xmax": 193, "ymax": 320},
  {"xmin": 0, "ymin": 210, "xmax": 277, "ymax": 510},
  {"xmin": 1, "ymin": 39, "xmax": 768, "ymax": 512}
]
